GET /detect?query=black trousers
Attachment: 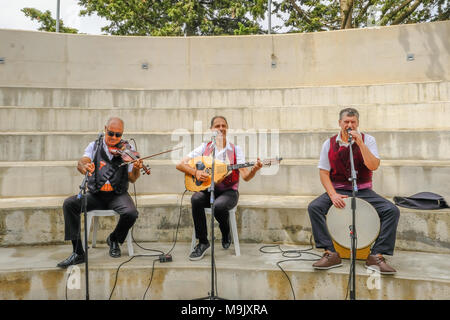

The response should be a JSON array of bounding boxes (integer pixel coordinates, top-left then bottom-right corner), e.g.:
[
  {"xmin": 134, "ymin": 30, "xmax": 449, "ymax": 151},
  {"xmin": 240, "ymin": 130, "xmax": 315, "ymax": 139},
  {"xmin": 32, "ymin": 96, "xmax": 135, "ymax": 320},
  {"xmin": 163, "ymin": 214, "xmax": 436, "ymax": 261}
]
[
  {"xmin": 308, "ymin": 188, "xmax": 400, "ymax": 255},
  {"xmin": 63, "ymin": 191, "xmax": 138, "ymax": 244},
  {"xmin": 191, "ymin": 189, "xmax": 239, "ymax": 244}
]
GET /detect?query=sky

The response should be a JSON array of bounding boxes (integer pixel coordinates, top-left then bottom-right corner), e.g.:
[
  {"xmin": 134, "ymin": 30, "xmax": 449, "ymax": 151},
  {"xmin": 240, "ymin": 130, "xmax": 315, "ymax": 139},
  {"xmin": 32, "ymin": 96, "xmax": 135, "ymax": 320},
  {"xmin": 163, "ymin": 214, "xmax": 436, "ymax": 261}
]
[{"xmin": 0, "ymin": 0, "xmax": 283, "ymax": 35}]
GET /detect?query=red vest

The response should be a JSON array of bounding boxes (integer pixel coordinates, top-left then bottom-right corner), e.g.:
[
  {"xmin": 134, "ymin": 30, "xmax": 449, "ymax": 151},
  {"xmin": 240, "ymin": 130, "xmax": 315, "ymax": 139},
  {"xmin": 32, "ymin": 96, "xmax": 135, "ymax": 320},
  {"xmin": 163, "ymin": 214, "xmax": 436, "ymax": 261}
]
[
  {"xmin": 203, "ymin": 142, "xmax": 239, "ymax": 190},
  {"xmin": 328, "ymin": 133, "xmax": 372, "ymax": 186}
]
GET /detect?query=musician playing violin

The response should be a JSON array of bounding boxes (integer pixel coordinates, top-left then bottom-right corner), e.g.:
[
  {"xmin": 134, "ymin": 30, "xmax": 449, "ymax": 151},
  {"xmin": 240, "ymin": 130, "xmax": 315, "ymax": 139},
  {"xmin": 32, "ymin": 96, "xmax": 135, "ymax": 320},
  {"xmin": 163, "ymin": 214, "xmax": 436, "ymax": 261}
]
[
  {"xmin": 57, "ymin": 117, "xmax": 146, "ymax": 268},
  {"xmin": 176, "ymin": 116, "xmax": 263, "ymax": 261}
]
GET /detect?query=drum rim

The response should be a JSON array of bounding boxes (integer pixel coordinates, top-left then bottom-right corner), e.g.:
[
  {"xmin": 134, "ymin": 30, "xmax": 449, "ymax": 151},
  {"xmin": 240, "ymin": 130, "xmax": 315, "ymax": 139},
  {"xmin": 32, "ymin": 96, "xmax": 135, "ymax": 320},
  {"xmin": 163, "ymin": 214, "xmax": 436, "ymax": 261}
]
[{"xmin": 326, "ymin": 197, "xmax": 381, "ymax": 250}]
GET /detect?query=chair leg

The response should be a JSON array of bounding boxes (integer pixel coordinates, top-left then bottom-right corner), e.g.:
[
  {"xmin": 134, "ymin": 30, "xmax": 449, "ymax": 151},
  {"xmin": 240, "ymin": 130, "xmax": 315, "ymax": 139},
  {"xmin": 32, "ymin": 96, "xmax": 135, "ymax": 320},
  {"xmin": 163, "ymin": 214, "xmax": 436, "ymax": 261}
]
[
  {"xmin": 191, "ymin": 229, "xmax": 197, "ymax": 253},
  {"xmin": 83, "ymin": 214, "xmax": 93, "ymax": 251},
  {"xmin": 229, "ymin": 208, "xmax": 240, "ymax": 256},
  {"xmin": 92, "ymin": 216, "xmax": 98, "ymax": 248},
  {"xmin": 126, "ymin": 230, "xmax": 134, "ymax": 256}
]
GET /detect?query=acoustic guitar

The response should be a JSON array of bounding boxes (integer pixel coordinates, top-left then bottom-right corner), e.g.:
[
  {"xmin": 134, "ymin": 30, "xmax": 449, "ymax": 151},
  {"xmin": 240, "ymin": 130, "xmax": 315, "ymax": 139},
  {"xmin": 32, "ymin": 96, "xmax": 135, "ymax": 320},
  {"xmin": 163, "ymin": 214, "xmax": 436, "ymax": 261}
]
[{"xmin": 185, "ymin": 156, "xmax": 282, "ymax": 192}]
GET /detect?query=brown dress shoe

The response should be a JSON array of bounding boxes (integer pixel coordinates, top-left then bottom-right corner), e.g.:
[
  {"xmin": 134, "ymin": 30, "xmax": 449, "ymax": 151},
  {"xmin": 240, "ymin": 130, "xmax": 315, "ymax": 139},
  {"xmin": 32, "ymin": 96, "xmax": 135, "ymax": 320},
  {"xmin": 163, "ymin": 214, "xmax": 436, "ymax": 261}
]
[
  {"xmin": 313, "ymin": 250, "xmax": 342, "ymax": 270},
  {"xmin": 365, "ymin": 254, "xmax": 396, "ymax": 274}
]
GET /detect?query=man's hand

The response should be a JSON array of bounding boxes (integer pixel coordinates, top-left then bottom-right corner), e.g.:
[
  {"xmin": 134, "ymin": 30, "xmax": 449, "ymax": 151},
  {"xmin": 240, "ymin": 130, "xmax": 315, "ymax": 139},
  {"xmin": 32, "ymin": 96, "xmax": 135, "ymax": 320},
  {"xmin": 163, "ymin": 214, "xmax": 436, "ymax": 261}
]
[
  {"xmin": 348, "ymin": 129, "xmax": 363, "ymax": 146},
  {"xmin": 252, "ymin": 158, "xmax": 263, "ymax": 173},
  {"xmin": 133, "ymin": 159, "xmax": 144, "ymax": 171},
  {"xmin": 330, "ymin": 193, "xmax": 348, "ymax": 209},
  {"xmin": 82, "ymin": 162, "xmax": 95, "ymax": 176},
  {"xmin": 195, "ymin": 170, "xmax": 209, "ymax": 182}
]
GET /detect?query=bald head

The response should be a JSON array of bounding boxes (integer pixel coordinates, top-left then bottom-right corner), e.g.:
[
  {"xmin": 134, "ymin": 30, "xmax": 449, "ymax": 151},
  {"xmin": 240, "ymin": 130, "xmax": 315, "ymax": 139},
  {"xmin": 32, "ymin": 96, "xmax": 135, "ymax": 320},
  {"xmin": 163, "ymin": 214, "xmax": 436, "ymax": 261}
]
[{"xmin": 106, "ymin": 117, "xmax": 124, "ymax": 128}]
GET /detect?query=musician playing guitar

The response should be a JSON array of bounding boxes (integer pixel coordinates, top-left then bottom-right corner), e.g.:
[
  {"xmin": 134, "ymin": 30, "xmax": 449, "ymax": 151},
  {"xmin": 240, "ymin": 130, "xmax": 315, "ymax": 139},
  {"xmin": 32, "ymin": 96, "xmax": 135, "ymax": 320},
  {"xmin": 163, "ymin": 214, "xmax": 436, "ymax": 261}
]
[{"xmin": 176, "ymin": 116, "xmax": 263, "ymax": 260}]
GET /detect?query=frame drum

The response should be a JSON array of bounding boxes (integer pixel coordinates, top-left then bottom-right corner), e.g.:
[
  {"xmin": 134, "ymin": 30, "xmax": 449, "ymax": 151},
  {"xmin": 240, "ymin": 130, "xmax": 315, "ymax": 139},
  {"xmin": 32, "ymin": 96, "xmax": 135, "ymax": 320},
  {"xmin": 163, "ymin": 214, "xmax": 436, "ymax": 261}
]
[{"xmin": 326, "ymin": 197, "xmax": 380, "ymax": 250}]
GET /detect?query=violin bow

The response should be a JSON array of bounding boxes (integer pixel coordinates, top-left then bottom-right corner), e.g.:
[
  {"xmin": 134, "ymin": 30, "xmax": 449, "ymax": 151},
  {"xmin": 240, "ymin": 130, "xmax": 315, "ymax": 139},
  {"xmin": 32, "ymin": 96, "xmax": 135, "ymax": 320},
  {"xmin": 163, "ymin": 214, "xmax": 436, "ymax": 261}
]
[{"xmin": 119, "ymin": 146, "xmax": 184, "ymax": 166}]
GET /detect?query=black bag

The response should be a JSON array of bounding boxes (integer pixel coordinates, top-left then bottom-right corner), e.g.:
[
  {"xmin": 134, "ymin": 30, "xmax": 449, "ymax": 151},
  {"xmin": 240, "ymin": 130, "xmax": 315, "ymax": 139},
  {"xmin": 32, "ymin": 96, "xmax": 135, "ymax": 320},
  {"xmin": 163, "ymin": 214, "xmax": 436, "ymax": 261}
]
[{"xmin": 393, "ymin": 192, "xmax": 449, "ymax": 210}]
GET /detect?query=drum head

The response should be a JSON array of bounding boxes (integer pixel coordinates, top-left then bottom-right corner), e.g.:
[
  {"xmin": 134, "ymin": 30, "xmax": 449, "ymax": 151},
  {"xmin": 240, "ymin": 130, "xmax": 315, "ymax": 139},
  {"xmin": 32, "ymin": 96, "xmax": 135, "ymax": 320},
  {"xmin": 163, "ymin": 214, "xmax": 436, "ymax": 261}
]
[{"xmin": 326, "ymin": 197, "xmax": 380, "ymax": 249}]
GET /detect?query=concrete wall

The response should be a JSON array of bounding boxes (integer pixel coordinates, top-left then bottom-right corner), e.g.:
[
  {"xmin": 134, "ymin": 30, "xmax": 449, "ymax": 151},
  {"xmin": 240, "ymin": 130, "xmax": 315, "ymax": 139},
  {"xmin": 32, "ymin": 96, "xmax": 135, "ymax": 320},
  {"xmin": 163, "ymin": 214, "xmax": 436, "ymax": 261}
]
[{"xmin": 0, "ymin": 21, "xmax": 449, "ymax": 90}]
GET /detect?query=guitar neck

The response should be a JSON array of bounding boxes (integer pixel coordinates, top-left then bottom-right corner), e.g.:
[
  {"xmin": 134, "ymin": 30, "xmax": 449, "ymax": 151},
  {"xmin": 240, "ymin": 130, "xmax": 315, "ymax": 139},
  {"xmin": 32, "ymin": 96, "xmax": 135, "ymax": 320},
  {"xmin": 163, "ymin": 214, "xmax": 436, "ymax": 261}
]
[
  {"xmin": 226, "ymin": 158, "xmax": 282, "ymax": 171},
  {"xmin": 227, "ymin": 162, "xmax": 254, "ymax": 171}
]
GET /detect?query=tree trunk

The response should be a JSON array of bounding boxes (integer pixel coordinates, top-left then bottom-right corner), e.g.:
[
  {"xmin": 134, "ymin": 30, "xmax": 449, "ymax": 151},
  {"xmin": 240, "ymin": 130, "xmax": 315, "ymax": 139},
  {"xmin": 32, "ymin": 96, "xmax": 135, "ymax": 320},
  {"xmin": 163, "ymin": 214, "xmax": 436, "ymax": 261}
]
[{"xmin": 340, "ymin": 0, "xmax": 354, "ymax": 29}]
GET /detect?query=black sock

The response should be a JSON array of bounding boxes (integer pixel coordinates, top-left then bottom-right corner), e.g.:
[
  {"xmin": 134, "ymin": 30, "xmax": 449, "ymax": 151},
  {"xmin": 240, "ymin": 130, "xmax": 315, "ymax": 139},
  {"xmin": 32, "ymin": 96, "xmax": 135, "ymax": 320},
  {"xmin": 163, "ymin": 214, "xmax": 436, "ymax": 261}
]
[
  {"xmin": 72, "ymin": 239, "xmax": 84, "ymax": 255},
  {"xmin": 199, "ymin": 238, "xmax": 209, "ymax": 245}
]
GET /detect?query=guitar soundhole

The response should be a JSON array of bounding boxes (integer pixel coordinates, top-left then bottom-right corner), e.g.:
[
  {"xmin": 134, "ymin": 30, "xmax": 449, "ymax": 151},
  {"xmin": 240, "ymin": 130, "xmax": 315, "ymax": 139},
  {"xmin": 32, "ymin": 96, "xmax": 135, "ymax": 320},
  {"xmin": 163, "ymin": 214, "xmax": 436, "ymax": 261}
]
[{"xmin": 194, "ymin": 161, "xmax": 206, "ymax": 186}]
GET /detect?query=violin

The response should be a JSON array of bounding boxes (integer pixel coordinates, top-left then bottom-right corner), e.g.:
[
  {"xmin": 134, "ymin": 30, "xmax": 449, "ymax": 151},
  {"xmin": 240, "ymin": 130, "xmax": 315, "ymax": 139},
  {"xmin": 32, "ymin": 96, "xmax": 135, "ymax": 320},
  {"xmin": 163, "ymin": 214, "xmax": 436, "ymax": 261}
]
[{"xmin": 109, "ymin": 140, "xmax": 151, "ymax": 175}]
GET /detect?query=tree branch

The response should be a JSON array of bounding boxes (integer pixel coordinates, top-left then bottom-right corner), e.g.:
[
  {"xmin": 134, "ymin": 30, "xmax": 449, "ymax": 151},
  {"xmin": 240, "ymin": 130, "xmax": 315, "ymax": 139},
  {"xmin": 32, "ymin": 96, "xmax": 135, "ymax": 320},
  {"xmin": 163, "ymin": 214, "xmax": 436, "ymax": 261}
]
[
  {"xmin": 380, "ymin": 0, "xmax": 414, "ymax": 25},
  {"xmin": 354, "ymin": 0, "xmax": 376, "ymax": 27},
  {"xmin": 392, "ymin": 0, "xmax": 422, "ymax": 25},
  {"xmin": 287, "ymin": 0, "xmax": 312, "ymax": 24},
  {"xmin": 436, "ymin": 7, "xmax": 450, "ymax": 21}
]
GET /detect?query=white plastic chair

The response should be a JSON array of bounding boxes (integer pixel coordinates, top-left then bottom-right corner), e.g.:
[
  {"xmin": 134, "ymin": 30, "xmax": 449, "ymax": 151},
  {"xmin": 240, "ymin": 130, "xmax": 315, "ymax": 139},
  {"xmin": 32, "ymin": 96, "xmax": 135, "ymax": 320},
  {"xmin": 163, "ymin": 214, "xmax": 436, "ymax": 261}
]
[
  {"xmin": 82, "ymin": 210, "xmax": 134, "ymax": 256},
  {"xmin": 191, "ymin": 206, "xmax": 240, "ymax": 256}
]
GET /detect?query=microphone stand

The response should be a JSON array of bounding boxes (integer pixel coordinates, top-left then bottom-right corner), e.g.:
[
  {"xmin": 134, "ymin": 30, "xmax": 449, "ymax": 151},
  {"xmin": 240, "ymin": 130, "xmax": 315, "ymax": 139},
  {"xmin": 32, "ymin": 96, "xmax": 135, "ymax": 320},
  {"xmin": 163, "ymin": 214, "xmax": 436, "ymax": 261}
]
[
  {"xmin": 77, "ymin": 172, "xmax": 90, "ymax": 300},
  {"xmin": 195, "ymin": 132, "xmax": 225, "ymax": 300},
  {"xmin": 76, "ymin": 133, "xmax": 103, "ymax": 300},
  {"xmin": 347, "ymin": 129, "xmax": 358, "ymax": 300}
]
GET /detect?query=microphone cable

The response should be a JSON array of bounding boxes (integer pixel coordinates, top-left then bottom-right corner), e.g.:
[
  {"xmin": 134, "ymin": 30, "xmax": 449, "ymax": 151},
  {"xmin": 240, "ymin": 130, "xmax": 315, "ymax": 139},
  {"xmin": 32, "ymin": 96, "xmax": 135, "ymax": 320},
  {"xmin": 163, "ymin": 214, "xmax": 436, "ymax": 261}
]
[
  {"xmin": 140, "ymin": 189, "xmax": 188, "ymax": 300},
  {"xmin": 108, "ymin": 138, "xmax": 188, "ymax": 300},
  {"xmin": 259, "ymin": 235, "xmax": 322, "ymax": 300}
]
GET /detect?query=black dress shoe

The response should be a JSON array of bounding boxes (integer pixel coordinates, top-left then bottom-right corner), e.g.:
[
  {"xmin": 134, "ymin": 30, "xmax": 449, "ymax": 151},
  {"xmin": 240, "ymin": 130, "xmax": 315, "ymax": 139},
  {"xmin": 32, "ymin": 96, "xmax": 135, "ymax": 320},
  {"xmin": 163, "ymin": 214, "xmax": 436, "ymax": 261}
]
[
  {"xmin": 107, "ymin": 235, "xmax": 121, "ymax": 258},
  {"xmin": 222, "ymin": 234, "xmax": 231, "ymax": 250},
  {"xmin": 189, "ymin": 242, "xmax": 210, "ymax": 261},
  {"xmin": 57, "ymin": 252, "xmax": 85, "ymax": 269}
]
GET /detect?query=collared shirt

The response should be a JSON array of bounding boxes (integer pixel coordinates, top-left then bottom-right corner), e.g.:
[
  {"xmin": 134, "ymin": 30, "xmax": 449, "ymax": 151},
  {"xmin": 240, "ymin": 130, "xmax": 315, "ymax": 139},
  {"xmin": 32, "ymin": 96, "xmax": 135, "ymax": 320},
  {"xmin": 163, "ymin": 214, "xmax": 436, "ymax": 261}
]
[
  {"xmin": 188, "ymin": 141, "xmax": 245, "ymax": 165},
  {"xmin": 83, "ymin": 138, "xmax": 134, "ymax": 173},
  {"xmin": 318, "ymin": 131, "xmax": 379, "ymax": 190}
]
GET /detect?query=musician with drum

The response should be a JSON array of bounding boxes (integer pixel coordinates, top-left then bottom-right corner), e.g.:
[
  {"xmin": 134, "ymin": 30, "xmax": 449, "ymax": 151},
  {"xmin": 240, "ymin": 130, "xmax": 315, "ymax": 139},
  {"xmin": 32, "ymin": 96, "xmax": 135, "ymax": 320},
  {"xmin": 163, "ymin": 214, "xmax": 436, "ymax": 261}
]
[
  {"xmin": 176, "ymin": 116, "xmax": 263, "ymax": 261},
  {"xmin": 308, "ymin": 108, "xmax": 400, "ymax": 274},
  {"xmin": 57, "ymin": 117, "xmax": 145, "ymax": 268}
]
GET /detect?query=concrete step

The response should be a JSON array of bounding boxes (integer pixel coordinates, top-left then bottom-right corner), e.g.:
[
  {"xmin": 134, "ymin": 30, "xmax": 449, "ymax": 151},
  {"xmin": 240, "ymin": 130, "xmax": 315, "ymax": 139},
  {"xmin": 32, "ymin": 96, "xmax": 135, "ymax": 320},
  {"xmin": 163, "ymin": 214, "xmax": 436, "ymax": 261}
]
[
  {"xmin": 1, "ymin": 160, "xmax": 449, "ymax": 199},
  {"xmin": 1, "ymin": 194, "xmax": 448, "ymax": 255},
  {"xmin": 1, "ymin": 129, "xmax": 450, "ymax": 162},
  {"xmin": 1, "ymin": 81, "xmax": 449, "ymax": 109},
  {"xmin": 0, "ymin": 242, "xmax": 448, "ymax": 299},
  {"xmin": 1, "ymin": 101, "xmax": 450, "ymax": 132}
]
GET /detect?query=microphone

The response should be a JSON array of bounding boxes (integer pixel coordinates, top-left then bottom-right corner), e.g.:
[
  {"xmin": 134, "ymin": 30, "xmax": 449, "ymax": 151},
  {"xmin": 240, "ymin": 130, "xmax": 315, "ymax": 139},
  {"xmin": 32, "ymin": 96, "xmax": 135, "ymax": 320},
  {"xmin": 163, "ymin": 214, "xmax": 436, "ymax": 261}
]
[
  {"xmin": 211, "ymin": 130, "xmax": 220, "ymax": 140},
  {"xmin": 347, "ymin": 128, "xmax": 352, "ymax": 142}
]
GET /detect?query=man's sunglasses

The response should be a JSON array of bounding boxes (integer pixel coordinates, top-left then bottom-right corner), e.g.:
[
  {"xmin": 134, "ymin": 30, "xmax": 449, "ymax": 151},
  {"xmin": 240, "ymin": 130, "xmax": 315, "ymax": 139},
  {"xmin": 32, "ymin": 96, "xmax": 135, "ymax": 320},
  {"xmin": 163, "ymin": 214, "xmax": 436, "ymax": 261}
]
[{"xmin": 107, "ymin": 130, "xmax": 123, "ymax": 138}]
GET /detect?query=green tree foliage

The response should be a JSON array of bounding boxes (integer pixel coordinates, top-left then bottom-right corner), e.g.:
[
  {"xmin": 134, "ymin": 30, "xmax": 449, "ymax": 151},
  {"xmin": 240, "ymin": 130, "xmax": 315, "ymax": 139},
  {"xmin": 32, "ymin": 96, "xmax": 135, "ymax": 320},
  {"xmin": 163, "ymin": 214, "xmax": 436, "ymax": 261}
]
[
  {"xmin": 273, "ymin": 0, "xmax": 450, "ymax": 33},
  {"xmin": 21, "ymin": 8, "xmax": 79, "ymax": 33},
  {"xmin": 22, "ymin": 1, "xmax": 449, "ymax": 36},
  {"xmin": 77, "ymin": 0, "xmax": 268, "ymax": 36}
]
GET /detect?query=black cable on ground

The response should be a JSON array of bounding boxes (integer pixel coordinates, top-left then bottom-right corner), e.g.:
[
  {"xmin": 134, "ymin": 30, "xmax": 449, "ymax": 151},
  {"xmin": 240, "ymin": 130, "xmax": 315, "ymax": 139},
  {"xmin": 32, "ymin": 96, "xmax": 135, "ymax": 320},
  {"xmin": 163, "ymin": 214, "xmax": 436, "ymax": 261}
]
[
  {"xmin": 166, "ymin": 189, "xmax": 188, "ymax": 256},
  {"xmin": 259, "ymin": 235, "xmax": 322, "ymax": 300},
  {"xmin": 107, "ymin": 147, "xmax": 187, "ymax": 300},
  {"xmin": 143, "ymin": 258, "xmax": 160, "ymax": 300}
]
